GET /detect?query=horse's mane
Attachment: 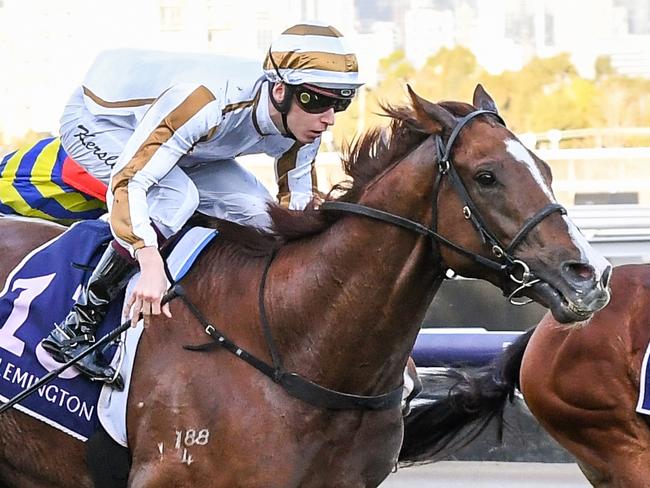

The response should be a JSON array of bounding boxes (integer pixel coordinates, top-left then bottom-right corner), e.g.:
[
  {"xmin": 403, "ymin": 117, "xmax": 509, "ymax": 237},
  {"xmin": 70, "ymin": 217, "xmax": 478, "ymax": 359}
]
[{"xmin": 193, "ymin": 99, "xmax": 475, "ymax": 255}]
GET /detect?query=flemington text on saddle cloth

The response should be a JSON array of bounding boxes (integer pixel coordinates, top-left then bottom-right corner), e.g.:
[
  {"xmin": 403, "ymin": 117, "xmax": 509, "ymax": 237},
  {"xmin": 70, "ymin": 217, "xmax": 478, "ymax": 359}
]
[{"xmin": 0, "ymin": 220, "xmax": 217, "ymax": 443}]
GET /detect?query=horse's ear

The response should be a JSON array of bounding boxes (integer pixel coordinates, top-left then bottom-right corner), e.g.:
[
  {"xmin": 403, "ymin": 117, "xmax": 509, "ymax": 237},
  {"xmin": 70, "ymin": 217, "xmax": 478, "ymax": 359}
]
[
  {"xmin": 407, "ymin": 85, "xmax": 455, "ymax": 133},
  {"xmin": 472, "ymin": 84, "xmax": 499, "ymax": 113}
]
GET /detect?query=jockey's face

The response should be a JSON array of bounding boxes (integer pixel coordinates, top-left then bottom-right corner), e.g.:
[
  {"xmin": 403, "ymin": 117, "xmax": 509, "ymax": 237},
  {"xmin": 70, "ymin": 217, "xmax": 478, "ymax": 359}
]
[
  {"xmin": 287, "ymin": 96, "xmax": 335, "ymax": 144},
  {"xmin": 270, "ymin": 83, "xmax": 336, "ymax": 144}
]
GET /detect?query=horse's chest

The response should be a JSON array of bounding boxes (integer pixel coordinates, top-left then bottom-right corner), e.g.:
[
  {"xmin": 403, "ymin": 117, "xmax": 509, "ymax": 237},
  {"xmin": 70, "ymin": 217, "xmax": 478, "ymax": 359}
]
[{"xmin": 267, "ymin": 410, "xmax": 404, "ymax": 486}]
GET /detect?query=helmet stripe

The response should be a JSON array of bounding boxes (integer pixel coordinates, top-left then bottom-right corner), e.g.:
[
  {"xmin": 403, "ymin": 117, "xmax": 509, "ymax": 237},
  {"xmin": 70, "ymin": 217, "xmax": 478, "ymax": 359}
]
[
  {"xmin": 283, "ymin": 24, "xmax": 343, "ymax": 37},
  {"xmin": 265, "ymin": 51, "xmax": 358, "ymax": 73},
  {"xmin": 270, "ymin": 34, "xmax": 355, "ymax": 55}
]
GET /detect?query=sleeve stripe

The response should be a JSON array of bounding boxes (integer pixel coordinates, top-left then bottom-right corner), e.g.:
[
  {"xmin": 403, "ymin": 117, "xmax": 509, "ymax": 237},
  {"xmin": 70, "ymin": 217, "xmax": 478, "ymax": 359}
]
[
  {"xmin": 222, "ymin": 99, "xmax": 254, "ymax": 114},
  {"xmin": 82, "ymin": 86, "xmax": 156, "ymax": 108},
  {"xmin": 109, "ymin": 85, "xmax": 216, "ymax": 246},
  {"xmin": 276, "ymin": 142, "xmax": 303, "ymax": 206}
]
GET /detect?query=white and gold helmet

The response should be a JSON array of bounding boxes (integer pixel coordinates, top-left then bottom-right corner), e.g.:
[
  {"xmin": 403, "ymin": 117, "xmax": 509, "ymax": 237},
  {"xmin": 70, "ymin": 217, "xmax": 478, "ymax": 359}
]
[{"xmin": 264, "ymin": 22, "xmax": 363, "ymax": 100}]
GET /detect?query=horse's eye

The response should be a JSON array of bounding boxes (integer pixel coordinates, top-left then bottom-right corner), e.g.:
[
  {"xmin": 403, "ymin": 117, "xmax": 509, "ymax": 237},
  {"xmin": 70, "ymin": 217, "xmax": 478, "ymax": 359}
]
[{"xmin": 475, "ymin": 171, "xmax": 496, "ymax": 186}]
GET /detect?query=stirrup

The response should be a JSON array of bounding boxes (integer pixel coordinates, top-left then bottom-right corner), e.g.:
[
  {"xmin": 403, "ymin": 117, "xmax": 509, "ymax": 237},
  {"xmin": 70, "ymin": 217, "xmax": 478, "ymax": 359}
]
[
  {"xmin": 43, "ymin": 321, "xmax": 94, "ymax": 351},
  {"xmin": 75, "ymin": 353, "xmax": 125, "ymax": 391},
  {"xmin": 42, "ymin": 331, "xmax": 124, "ymax": 391}
]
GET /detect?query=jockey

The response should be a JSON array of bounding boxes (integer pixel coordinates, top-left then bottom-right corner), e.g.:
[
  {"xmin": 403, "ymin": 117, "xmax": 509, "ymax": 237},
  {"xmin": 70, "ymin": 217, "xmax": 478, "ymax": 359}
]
[{"xmin": 41, "ymin": 22, "xmax": 363, "ymax": 389}]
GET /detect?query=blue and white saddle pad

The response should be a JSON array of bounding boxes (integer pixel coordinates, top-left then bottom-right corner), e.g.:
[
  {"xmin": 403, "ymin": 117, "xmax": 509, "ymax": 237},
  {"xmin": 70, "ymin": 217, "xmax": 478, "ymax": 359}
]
[
  {"xmin": 0, "ymin": 220, "xmax": 217, "ymax": 441},
  {"xmin": 636, "ymin": 342, "xmax": 650, "ymax": 415}
]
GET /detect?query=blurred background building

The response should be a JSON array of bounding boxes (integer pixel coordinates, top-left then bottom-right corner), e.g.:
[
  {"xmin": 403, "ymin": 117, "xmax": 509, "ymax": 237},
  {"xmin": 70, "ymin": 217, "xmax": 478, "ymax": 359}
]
[
  {"xmin": 1, "ymin": 0, "xmax": 649, "ymax": 138},
  {"xmin": 1, "ymin": 0, "xmax": 650, "ymax": 270}
]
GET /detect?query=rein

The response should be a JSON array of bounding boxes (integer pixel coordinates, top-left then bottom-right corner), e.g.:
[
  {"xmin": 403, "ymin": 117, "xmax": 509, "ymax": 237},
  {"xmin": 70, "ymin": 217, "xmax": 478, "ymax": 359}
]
[
  {"xmin": 322, "ymin": 109, "xmax": 566, "ymax": 303},
  {"xmin": 179, "ymin": 251, "xmax": 403, "ymax": 411}
]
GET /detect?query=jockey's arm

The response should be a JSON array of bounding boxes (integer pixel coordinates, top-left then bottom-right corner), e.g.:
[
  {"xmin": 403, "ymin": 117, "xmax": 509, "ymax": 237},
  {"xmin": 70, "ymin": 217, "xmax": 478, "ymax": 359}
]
[
  {"xmin": 109, "ymin": 83, "xmax": 222, "ymax": 255},
  {"xmin": 275, "ymin": 139, "xmax": 320, "ymax": 209},
  {"xmin": 111, "ymin": 83, "xmax": 222, "ymax": 323}
]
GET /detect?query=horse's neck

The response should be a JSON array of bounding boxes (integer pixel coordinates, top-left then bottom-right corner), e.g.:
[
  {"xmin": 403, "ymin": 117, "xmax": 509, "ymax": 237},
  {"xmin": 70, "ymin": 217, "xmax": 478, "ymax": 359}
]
[{"xmin": 271, "ymin": 138, "xmax": 443, "ymax": 392}]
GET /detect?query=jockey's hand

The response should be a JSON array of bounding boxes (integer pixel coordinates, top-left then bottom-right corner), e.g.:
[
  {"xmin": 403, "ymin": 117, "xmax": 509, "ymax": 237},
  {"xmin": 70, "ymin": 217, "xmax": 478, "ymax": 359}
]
[
  {"xmin": 312, "ymin": 193, "xmax": 325, "ymax": 210},
  {"xmin": 124, "ymin": 246, "xmax": 172, "ymax": 327}
]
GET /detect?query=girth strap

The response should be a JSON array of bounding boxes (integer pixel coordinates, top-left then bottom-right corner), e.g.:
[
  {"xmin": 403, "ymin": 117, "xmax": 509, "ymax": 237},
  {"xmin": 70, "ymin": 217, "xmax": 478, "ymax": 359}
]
[{"xmin": 180, "ymin": 282, "xmax": 404, "ymax": 411}]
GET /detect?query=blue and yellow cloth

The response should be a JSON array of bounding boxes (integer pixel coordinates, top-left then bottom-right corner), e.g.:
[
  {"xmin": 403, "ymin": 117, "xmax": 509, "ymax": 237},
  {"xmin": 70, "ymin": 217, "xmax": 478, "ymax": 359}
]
[{"xmin": 0, "ymin": 137, "xmax": 107, "ymax": 223}]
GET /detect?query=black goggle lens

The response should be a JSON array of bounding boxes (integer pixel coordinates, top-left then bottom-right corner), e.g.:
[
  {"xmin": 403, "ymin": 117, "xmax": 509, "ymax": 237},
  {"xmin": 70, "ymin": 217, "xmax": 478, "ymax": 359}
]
[{"xmin": 295, "ymin": 88, "xmax": 352, "ymax": 114}]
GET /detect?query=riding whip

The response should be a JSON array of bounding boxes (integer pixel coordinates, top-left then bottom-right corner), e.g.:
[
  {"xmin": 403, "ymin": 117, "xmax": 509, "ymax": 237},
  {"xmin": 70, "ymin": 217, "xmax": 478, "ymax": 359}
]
[{"xmin": 0, "ymin": 285, "xmax": 181, "ymax": 416}]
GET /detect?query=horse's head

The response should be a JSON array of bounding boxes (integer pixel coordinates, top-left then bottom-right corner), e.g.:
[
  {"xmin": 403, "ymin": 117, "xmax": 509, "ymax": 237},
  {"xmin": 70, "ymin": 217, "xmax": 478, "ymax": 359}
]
[{"xmin": 407, "ymin": 84, "xmax": 611, "ymax": 323}]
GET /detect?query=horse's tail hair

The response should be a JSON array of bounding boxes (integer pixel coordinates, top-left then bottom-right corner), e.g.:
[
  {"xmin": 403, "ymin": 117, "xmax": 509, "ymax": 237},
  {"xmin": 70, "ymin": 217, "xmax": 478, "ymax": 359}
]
[{"xmin": 398, "ymin": 327, "xmax": 535, "ymax": 464}]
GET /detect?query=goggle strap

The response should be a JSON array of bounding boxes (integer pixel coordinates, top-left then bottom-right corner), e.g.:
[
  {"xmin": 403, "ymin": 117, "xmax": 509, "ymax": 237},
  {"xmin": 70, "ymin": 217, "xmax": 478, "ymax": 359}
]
[{"xmin": 267, "ymin": 48, "xmax": 285, "ymax": 83}]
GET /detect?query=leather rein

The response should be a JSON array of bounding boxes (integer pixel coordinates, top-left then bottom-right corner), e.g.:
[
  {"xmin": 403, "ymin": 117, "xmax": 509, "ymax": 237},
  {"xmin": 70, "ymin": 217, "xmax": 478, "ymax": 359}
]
[
  {"xmin": 177, "ymin": 109, "xmax": 565, "ymax": 412},
  {"xmin": 177, "ymin": 249, "xmax": 402, "ymax": 411},
  {"xmin": 321, "ymin": 109, "xmax": 566, "ymax": 302}
]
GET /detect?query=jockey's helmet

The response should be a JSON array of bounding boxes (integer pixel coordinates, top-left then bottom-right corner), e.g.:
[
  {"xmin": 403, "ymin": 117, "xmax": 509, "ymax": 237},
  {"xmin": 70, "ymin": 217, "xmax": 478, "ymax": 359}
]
[{"xmin": 264, "ymin": 22, "xmax": 363, "ymax": 116}]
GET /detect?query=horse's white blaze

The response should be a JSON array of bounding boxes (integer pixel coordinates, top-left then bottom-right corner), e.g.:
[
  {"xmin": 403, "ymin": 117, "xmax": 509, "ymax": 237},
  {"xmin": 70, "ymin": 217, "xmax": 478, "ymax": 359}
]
[
  {"xmin": 563, "ymin": 215, "xmax": 611, "ymax": 279},
  {"xmin": 505, "ymin": 138, "xmax": 611, "ymax": 280},
  {"xmin": 505, "ymin": 139, "xmax": 555, "ymax": 200}
]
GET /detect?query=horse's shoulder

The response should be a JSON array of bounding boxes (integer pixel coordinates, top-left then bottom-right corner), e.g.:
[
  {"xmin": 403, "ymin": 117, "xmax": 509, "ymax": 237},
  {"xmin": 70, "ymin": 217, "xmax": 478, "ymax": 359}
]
[
  {"xmin": 0, "ymin": 214, "xmax": 66, "ymax": 234},
  {"xmin": 0, "ymin": 216, "xmax": 64, "ymax": 245},
  {"xmin": 611, "ymin": 264, "xmax": 650, "ymax": 296},
  {"xmin": 0, "ymin": 216, "xmax": 66, "ymax": 277}
]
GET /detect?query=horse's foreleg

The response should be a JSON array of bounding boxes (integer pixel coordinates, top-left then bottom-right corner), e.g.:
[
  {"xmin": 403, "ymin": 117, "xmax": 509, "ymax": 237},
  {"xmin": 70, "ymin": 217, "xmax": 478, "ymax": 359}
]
[
  {"xmin": 612, "ymin": 450, "xmax": 650, "ymax": 488},
  {"xmin": 576, "ymin": 461, "xmax": 609, "ymax": 487},
  {"xmin": 577, "ymin": 450, "xmax": 650, "ymax": 488},
  {"xmin": 128, "ymin": 467, "xmax": 174, "ymax": 488}
]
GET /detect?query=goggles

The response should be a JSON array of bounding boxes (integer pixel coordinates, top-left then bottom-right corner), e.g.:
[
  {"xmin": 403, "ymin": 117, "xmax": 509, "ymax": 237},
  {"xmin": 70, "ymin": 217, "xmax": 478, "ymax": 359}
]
[{"xmin": 294, "ymin": 85, "xmax": 353, "ymax": 114}]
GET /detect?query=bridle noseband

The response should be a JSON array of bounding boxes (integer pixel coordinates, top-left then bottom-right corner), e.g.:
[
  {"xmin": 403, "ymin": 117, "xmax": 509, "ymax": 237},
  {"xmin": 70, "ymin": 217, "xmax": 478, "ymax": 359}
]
[{"xmin": 321, "ymin": 109, "xmax": 566, "ymax": 303}]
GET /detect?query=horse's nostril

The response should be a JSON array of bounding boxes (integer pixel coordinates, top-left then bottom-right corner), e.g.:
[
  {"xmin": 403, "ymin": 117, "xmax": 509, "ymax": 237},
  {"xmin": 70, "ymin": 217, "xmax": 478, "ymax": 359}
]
[{"xmin": 563, "ymin": 262, "xmax": 595, "ymax": 282}]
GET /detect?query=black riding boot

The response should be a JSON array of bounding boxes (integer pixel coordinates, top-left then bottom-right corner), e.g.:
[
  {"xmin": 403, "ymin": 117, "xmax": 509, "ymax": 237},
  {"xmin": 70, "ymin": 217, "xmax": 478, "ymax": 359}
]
[{"xmin": 42, "ymin": 244, "xmax": 137, "ymax": 391}]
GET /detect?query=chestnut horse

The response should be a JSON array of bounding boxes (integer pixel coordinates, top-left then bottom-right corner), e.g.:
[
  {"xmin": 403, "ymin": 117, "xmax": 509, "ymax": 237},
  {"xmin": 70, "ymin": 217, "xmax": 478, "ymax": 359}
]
[
  {"xmin": 522, "ymin": 264, "xmax": 650, "ymax": 487},
  {"xmin": 400, "ymin": 265, "xmax": 650, "ymax": 487},
  {"xmin": 0, "ymin": 85, "xmax": 611, "ymax": 487}
]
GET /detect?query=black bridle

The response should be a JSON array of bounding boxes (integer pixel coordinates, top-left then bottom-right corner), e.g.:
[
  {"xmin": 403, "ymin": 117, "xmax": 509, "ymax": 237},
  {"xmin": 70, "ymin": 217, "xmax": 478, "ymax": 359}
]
[
  {"xmin": 321, "ymin": 109, "xmax": 566, "ymax": 302},
  {"xmin": 176, "ymin": 110, "xmax": 566, "ymax": 413}
]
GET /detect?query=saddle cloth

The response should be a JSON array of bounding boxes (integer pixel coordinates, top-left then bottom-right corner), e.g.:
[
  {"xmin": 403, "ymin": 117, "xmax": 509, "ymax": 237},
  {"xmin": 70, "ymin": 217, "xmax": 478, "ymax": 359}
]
[
  {"xmin": 636, "ymin": 342, "xmax": 650, "ymax": 415},
  {"xmin": 0, "ymin": 219, "xmax": 216, "ymax": 442}
]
